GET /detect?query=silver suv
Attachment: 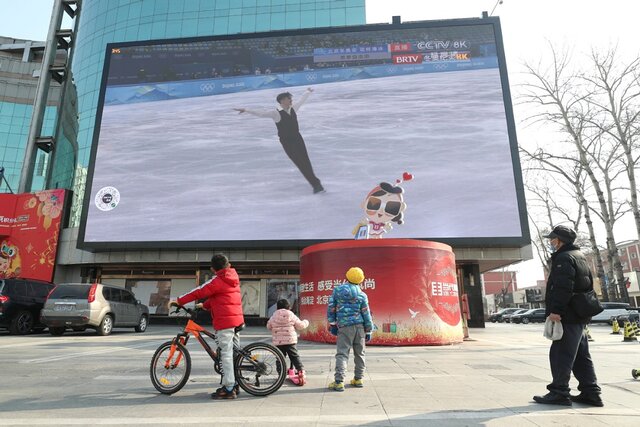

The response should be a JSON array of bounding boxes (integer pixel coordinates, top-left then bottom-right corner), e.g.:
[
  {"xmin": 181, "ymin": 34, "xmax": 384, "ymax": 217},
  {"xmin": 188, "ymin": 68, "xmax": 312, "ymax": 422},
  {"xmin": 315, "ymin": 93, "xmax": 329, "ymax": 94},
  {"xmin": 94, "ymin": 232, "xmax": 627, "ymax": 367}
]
[{"xmin": 41, "ymin": 283, "xmax": 149, "ymax": 336}]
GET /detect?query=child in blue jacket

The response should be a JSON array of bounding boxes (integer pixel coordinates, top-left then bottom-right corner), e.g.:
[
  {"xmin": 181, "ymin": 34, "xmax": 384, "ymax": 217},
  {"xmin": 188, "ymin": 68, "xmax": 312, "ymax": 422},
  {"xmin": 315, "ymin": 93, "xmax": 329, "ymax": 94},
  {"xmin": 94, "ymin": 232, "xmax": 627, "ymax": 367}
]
[{"xmin": 327, "ymin": 267, "xmax": 373, "ymax": 391}]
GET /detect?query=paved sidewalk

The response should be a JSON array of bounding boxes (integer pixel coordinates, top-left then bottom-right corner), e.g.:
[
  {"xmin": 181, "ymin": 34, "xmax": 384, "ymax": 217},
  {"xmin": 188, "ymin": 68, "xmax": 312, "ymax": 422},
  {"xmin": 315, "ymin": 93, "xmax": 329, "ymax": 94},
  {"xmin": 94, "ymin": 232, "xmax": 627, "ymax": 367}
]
[
  {"xmin": 259, "ymin": 322, "xmax": 640, "ymax": 426},
  {"xmin": 1, "ymin": 322, "xmax": 639, "ymax": 426}
]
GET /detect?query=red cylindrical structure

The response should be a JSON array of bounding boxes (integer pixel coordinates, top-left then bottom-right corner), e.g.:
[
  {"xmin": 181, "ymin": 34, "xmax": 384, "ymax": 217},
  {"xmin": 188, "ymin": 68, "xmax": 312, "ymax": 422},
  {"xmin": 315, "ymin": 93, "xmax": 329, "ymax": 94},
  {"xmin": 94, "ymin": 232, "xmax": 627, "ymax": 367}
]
[{"xmin": 299, "ymin": 239, "xmax": 463, "ymax": 345}]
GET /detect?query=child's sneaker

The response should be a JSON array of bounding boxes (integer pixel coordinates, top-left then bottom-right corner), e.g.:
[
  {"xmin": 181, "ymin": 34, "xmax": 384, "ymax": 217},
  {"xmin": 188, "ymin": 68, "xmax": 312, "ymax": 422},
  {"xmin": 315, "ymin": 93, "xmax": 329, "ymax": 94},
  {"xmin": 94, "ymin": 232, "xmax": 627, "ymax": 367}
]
[
  {"xmin": 297, "ymin": 370, "xmax": 306, "ymax": 386},
  {"xmin": 350, "ymin": 378, "xmax": 364, "ymax": 388},
  {"xmin": 288, "ymin": 368, "xmax": 300, "ymax": 385},
  {"xmin": 328, "ymin": 381, "xmax": 344, "ymax": 392}
]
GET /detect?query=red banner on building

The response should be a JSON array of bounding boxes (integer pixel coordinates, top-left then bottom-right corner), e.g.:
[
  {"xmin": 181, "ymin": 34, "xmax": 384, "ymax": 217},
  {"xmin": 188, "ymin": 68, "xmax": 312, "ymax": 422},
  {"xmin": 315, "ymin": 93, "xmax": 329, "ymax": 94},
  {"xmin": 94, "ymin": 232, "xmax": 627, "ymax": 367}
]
[{"xmin": 0, "ymin": 189, "xmax": 66, "ymax": 282}]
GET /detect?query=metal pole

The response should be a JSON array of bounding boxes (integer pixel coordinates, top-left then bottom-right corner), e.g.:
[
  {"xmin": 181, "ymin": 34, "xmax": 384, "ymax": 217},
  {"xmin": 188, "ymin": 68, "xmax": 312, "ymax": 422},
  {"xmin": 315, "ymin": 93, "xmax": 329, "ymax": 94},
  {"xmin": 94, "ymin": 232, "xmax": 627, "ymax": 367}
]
[
  {"xmin": 45, "ymin": 3, "xmax": 81, "ymax": 189},
  {"xmin": 18, "ymin": 0, "xmax": 64, "ymax": 193}
]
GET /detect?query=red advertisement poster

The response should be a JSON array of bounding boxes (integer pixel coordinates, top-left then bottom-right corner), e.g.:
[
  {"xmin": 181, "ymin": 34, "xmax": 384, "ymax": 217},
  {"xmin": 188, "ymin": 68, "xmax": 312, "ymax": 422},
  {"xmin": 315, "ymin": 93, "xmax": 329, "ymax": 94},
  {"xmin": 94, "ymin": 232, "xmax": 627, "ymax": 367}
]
[
  {"xmin": 0, "ymin": 189, "xmax": 66, "ymax": 282},
  {"xmin": 299, "ymin": 239, "xmax": 463, "ymax": 346}
]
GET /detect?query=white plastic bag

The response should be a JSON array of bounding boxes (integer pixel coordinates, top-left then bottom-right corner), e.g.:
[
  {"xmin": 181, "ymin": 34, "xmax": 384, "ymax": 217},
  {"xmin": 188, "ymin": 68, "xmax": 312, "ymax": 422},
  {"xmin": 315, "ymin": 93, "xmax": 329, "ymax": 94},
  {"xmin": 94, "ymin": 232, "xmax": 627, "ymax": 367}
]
[{"xmin": 543, "ymin": 318, "xmax": 563, "ymax": 341}]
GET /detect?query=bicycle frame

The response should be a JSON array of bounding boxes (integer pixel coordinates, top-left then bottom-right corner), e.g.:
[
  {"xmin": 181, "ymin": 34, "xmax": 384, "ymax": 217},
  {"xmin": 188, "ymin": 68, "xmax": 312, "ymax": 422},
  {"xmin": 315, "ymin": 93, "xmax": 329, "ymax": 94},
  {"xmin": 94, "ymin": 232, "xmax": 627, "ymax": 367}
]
[
  {"xmin": 165, "ymin": 319, "xmax": 218, "ymax": 369},
  {"xmin": 165, "ymin": 316, "xmax": 253, "ymax": 370}
]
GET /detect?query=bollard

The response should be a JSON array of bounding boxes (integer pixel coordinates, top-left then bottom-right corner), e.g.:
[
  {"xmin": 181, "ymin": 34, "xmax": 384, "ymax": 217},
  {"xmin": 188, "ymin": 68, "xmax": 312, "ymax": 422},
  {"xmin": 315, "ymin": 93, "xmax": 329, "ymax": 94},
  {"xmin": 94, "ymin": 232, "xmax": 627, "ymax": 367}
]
[
  {"xmin": 623, "ymin": 321, "xmax": 638, "ymax": 342},
  {"xmin": 611, "ymin": 319, "xmax": 621, "ymax": 335},
  {"xmin": 585, "ymin": 325, "xmax": 594, "ymax": 342}
]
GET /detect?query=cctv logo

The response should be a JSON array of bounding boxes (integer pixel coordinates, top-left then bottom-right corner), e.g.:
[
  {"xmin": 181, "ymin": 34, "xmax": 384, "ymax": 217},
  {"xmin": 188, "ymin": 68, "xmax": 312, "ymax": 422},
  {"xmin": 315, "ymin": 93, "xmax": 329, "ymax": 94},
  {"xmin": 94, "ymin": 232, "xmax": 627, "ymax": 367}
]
[{"xmin": 200, "ymin": 83, "xmax": 215, "ymax": 92}]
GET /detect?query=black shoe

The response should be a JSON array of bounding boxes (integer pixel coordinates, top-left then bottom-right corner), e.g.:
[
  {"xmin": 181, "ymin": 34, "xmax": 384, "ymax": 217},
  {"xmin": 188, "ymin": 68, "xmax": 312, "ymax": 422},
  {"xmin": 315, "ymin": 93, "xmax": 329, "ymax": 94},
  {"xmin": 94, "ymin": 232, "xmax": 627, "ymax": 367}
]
[
  {"xmin": 570, "ymin": 393, "xmax": 603, "ymax": 407},
  {"xmin": 533, "ymin": 392, "xmax": 572, "ymax": 406},
  {"xmin": 313, "ymin": 186, "xmax": 326, "ymax": 194},
  {"xmin": 211, "ymin": 386, "xmax": 237, "ymax": 399}
]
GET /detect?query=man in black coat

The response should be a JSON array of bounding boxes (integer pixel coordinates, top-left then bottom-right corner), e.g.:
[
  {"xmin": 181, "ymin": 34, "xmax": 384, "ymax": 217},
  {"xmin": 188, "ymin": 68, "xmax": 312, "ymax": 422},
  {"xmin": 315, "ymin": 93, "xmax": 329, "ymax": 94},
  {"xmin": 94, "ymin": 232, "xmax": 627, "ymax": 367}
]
[{"xmin": 533, "ymin": 225, "xmax": 603, "ymax": 407}]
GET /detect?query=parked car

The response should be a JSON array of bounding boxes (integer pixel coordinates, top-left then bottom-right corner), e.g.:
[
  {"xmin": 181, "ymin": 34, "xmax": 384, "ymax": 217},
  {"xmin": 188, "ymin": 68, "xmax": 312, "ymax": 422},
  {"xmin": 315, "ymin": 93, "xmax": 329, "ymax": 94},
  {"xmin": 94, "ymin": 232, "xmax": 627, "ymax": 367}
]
[
  {"xmin": 0, "ymin": 278, "xmax": 56, "ymax": 335},
  {"xmin": 503, "ymin": 309, "xmax": 529, "ymax": 323},
  {"xmin": 511, "ymin": 308, "xmax": 547, "ymax": 324},
  {"xmin": 589, "ymin": 302, "xmax": 631, "ymax": 324},
  {"xmin": 488, "ymin": 308, "xmax": 522, "ymax": 323},
  {"xmin": 40, "ymin": 283, "xmax": 149, "ymax": 336}
]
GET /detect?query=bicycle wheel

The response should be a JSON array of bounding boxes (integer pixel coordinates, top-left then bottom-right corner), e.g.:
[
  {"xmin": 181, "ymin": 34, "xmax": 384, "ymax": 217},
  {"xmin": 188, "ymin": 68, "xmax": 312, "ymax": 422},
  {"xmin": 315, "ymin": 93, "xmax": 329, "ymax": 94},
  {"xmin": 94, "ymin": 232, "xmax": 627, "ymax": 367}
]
[
  {"xmin": 150, "ymin": 340, "xmax": 191, "ymax": 394},
  {"xmin": 234, "ymin": 342, "xmax": 286, "ymax": 397}
]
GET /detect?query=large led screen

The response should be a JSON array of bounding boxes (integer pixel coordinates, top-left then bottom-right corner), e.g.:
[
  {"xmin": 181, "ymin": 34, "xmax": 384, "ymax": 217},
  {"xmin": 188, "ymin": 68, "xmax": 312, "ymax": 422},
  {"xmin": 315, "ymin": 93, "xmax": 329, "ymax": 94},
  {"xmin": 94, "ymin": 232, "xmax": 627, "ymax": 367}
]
[{"xmin": 80, "ymin": 19, "xmax": 528, "ymax": 248}]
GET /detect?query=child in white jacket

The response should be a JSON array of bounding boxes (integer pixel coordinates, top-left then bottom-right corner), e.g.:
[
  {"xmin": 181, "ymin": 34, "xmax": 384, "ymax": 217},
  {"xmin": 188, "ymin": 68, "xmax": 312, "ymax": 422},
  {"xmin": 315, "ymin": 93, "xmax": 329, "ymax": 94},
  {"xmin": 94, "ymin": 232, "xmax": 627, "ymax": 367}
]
[{"xmin": 267, "ymin": 299, "xmax": 309, "ymax": 385}]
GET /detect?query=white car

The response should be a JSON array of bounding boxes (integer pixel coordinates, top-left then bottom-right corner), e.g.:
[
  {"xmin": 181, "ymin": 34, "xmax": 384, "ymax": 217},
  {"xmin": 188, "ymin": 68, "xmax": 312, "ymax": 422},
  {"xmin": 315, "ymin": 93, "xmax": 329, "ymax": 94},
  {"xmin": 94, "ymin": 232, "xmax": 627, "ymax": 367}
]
[{"xmin": 589, "ymin": 302, "xmax": 631, "ymax": 324}]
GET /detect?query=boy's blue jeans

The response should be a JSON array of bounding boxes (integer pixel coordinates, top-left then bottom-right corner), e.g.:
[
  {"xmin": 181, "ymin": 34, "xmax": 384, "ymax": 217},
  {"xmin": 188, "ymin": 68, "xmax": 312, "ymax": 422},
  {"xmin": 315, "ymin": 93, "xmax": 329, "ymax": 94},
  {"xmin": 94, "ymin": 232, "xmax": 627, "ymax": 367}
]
[
  {"xmin": 334, "ymin": 324, "xmax": 366, "ymax": 382},
  {"xmin": 215, "ymin": 327, "xmax": 239, "ymax": 389}
]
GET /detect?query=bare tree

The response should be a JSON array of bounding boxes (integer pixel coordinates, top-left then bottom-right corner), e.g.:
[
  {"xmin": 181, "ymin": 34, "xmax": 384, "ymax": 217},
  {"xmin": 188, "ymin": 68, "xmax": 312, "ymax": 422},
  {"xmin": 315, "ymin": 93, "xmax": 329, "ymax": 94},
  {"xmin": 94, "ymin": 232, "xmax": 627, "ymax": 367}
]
[
  {"xmin": 520, "ymin": 45, "xmax": 631, "ymax": 302},
  {"xmin": 583, "ymin": 49, "xmax": 640, "ymax": 240},
  {"xmin": 521, "ymin": 147, "xmax": 609, "ymax": 300}
]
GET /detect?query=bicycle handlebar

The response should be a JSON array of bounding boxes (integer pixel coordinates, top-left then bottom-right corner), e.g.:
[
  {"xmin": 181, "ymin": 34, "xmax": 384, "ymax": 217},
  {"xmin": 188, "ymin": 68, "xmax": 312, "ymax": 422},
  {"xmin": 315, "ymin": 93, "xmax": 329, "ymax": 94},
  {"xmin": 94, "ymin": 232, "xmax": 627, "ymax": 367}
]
[{"xmin": 169, "ymin": 303, "xmax": 194, "ymax": 316}]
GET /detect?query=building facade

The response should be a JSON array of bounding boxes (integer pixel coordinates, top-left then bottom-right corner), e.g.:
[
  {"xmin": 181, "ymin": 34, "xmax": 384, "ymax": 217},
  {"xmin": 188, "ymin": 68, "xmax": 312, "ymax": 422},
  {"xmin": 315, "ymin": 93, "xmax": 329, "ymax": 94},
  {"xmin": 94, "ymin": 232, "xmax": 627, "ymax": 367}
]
[
  {"xmin": 8, "ymin": 0, "xmax": 532, "ymax": 325},
  {"xmin": 51, "ymin": 0, "xmax": 376, "ymax": 321},
  {"xmin": 0, "ymin": 37, "xmax": 61, "ymax": 192}
]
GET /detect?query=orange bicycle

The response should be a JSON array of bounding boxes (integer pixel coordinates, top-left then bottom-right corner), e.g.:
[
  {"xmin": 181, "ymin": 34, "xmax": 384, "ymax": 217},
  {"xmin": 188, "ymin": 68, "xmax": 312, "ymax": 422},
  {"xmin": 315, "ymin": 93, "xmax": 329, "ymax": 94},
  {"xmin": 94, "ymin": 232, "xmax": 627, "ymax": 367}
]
[{"xmin": 150, "ymin": 304, "xmax": 286, "ymax": 396}]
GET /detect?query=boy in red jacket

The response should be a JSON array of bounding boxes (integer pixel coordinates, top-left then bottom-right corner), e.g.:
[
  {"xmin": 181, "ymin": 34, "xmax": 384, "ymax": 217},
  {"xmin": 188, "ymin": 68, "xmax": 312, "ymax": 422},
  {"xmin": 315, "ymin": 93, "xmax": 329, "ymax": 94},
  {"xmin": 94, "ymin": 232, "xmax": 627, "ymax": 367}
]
[{"xmin": 172, "ymin": 254, "xmax": 244, "ymax": 399}]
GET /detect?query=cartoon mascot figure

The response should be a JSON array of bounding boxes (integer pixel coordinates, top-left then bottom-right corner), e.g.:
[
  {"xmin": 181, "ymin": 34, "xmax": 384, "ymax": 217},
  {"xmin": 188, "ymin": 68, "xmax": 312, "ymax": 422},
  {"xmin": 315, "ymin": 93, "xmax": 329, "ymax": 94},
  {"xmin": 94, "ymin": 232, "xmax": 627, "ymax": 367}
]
[
  {"xmin": 0, "ymin": 240, "xmax": 21, "ymax": 278},
  {"xmin": 353, "ymin": 172, "xmax": 413, "ymax": 239}
]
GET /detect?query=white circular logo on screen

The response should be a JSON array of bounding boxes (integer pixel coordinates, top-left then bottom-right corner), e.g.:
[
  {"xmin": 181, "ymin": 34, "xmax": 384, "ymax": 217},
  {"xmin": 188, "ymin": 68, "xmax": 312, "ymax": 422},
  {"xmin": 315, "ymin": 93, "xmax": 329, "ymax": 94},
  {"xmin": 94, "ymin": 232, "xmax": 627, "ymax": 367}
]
[{"xmin": 94, "ymin": 186, "xmax": 120, "ymax": 211}]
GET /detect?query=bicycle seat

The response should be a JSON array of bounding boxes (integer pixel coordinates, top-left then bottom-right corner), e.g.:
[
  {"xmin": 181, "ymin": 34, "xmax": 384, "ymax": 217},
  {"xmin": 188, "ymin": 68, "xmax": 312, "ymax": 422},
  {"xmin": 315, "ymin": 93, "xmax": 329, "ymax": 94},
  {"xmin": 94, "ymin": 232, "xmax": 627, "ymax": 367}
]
[{"xmin": 235, "ymin": 324, "xmax": 245, "ymax": 333}]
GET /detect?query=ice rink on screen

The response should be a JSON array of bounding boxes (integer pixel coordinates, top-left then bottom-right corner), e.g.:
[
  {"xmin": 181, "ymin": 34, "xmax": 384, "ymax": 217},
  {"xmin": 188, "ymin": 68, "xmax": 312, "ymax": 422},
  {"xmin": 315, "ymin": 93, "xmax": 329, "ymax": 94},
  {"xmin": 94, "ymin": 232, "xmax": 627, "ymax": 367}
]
[{"xmin": 85, "ymin": 68, "xmax": 522, "ymax": 243}]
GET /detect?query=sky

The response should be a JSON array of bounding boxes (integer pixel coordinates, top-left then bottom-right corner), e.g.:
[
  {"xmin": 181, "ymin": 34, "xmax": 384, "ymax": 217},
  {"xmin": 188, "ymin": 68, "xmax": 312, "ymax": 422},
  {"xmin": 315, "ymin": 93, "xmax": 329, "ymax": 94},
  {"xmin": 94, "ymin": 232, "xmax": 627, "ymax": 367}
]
[{"xmin": 2, "ymin": 0, "xmax": 639, "ymax": 286}]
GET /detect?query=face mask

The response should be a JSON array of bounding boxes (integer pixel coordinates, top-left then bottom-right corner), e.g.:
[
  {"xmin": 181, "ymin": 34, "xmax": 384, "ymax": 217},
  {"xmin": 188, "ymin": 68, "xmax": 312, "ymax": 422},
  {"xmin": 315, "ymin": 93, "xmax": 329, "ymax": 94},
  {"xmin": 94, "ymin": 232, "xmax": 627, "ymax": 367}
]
[{"xmin": 547, "ymin": 243, "xmax": 556, "ymax": 252}]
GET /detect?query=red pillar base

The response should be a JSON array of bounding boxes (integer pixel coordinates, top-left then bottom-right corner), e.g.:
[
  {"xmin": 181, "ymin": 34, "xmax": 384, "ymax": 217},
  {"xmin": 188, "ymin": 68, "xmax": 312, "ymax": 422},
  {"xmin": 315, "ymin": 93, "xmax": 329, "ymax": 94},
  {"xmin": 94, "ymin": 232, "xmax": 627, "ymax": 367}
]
[{"xmin": 299, "ymin": 239, "xmax": 464, "ymax": 346}]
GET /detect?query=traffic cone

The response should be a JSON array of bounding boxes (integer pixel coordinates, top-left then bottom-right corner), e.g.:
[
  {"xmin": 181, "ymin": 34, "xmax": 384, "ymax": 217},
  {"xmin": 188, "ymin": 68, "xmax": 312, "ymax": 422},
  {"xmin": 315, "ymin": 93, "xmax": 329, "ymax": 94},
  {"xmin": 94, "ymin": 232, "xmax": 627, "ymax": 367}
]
[
  {"xmin": 623, "ymin": 321, "xmax": 638, "ymax": 342},
  {"xmin": 611, "ymin": 319, "xmax": 621, "ymax": 334},
  {"xmin": 585, "ymin": 325, "xmax": 594, "ymax": 342}
]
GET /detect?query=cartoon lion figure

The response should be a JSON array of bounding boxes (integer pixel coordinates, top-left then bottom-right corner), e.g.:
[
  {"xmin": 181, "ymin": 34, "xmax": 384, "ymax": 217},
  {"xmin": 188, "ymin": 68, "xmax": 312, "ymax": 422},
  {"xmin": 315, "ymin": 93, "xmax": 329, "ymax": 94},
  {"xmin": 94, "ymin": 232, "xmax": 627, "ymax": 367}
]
[{"xmin": 0, "ymin": 240, "xmax": 21, "ymax": 278}]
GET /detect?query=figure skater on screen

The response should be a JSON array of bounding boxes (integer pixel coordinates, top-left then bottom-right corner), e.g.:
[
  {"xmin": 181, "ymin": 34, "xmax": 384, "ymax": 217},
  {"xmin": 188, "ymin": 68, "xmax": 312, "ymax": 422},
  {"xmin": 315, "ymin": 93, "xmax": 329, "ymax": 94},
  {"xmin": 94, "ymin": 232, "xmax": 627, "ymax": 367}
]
[
  {"xmin": 233, "ymin": 88, "xmax": 325, "ymax": 194},
  {"xmin": 352, "ymin": 173, "xmax": 413, "ymax": 239}
]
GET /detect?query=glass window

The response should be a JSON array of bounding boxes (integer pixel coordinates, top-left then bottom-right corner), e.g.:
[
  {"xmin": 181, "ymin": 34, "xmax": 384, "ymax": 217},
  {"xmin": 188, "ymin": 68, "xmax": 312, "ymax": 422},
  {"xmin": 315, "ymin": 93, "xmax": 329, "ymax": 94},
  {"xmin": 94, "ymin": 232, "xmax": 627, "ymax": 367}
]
[
  {"xmin": 346, "ymin": 6, "xmax": 365, "ymax": 25},
  {"xmin": 50, "ymin": 285, "xmax": 90, "ymax": 299},
  {"xmin": 330, "ymin": 8, "xmax": 346, "ymax": 26},
  {"xmin": 184, "ymin": 0, "xmax": 199, "ymax": 12},
  {"xmin": 29, "ymin": 282, "xmax": 54, "ymax": 299},
  {"xmin": 122, "ymin": 290, "xmax": 135, "ymax": 304},
  {"xmin": 285, "ymin": 11, "xmax": 301, "ymax": 28},
  {"xmin": 255, "ymin": 14, "xmax": 271, "ymax": 32},
  {"xmin": 315, "ymin": 10, "xmax": 330, "ymax": 26},
  {"xmin": 182, "ymin": 19, "xmax": 199, "ymax": 37},
  {"xmin": 151, "ymin": 21, "xmax": 167, "ymax": 39},
  {"xmin": 228, "ymin": 15, "xmax": 242, "ymax": 33},
  {"xmin": 8, "ymin": 281, "xmax": 27, "ymax": 297},
  {"xmin": 197, "ymin": 18, "xmax": 215, "ymax": 35},
  {"xmin": 154, "ymin": 0, "xmax": 169, "ymax": 14},
  {"xmin": 241, "ymin": 14, "xmax": 257, "ymax": 33},
  {"xmin": 270, "ymin": 12, "xmax": 285, "ymax": 29}
]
